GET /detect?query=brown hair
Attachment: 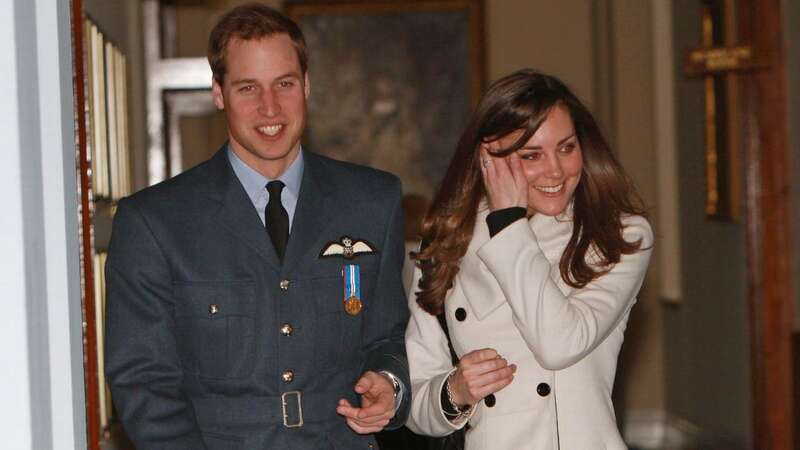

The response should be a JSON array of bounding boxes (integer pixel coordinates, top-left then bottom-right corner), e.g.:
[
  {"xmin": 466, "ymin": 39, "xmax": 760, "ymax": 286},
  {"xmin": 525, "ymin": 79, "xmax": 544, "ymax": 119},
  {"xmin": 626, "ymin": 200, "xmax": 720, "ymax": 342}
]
[
  {"xmin": 415, "ymin": 69, "xmax": 646, "ymax": 315},
  {"xmin": 208, "ymin": 2, "xmax": 308, "ymax": 85}
]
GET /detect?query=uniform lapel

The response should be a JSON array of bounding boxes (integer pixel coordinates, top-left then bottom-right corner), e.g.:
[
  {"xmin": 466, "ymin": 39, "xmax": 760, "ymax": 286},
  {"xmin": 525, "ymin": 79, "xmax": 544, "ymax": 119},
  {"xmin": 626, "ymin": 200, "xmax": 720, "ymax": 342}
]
[
  {"xmin": 282, "ymin": 152, "xmax": 335, "ymax": 274},
  {"xmin": 205, "ymin": 149, "xmax": 282, "ymax": 271}
]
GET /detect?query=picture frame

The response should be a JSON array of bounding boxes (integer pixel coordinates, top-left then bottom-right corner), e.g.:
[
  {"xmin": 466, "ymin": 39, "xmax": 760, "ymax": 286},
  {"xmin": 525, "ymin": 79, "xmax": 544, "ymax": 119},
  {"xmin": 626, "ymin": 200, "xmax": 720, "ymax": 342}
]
[{"xmin": 286, "ymin": 0, "xmax": 485, "ymax": 198}]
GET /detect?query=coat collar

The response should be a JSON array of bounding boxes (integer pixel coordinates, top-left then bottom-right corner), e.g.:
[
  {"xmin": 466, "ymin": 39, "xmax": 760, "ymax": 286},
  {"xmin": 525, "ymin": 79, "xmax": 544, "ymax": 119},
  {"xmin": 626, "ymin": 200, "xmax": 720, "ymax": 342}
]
[
  {"xmin": 202, "ymin": 148, "xmax": 336, "ymax": 273},
  {"xmin": 456, "ymin": 204, "xmax": 573, "ymax": 321}
]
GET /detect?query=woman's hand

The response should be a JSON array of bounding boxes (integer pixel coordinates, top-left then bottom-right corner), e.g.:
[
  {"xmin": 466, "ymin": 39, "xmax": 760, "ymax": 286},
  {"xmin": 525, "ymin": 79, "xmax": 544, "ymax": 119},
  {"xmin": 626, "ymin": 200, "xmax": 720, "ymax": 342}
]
[
  {"xmin": 448, "ymin": 348, "xmax": 516, "ymax": 407},
  {"xmin": 480, "ymin": 145, "xmax": 528, "ymax": 212}
]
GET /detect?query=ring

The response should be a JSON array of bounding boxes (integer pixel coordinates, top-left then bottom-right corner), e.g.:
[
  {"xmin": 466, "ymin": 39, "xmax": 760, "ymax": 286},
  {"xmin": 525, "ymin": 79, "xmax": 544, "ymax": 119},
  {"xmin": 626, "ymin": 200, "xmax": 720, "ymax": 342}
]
[{"xmin": 482, "ymin": 159, "xmax": 490, "ymax": 168}]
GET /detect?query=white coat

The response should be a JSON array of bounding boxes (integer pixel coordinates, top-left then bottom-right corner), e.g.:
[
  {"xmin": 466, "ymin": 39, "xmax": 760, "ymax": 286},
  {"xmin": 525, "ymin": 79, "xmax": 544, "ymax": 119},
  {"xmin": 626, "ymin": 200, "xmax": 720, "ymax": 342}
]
[{"xmin": 405, "ymin": 206, "xmax": 653, "ymax": 449}]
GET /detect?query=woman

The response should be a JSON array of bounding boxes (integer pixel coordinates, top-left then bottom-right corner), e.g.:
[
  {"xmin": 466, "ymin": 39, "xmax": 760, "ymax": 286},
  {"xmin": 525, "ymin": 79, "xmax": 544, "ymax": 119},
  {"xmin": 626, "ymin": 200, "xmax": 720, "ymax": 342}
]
[{"xmin": 405, "ymin": 69, "xmax": 653, "ymax": 449}]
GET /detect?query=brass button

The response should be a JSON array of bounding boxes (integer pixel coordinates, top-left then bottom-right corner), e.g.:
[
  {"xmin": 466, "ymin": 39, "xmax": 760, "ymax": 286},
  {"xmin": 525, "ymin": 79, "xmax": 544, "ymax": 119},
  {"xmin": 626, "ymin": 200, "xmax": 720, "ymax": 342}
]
[
  {"xmin": 281, "ymin": 370, "xmax": 295, "ymax": 383},
  {"xmin": 279, "ymin": 279, "xmax": 290, "ymax": 291},
  {"xmin": 208, "ymin": 304, "xmax": 219, "ymax": 315},
  {"xmin": 280, "ymin": 323, "xmax": 293, "ymax": 336}
]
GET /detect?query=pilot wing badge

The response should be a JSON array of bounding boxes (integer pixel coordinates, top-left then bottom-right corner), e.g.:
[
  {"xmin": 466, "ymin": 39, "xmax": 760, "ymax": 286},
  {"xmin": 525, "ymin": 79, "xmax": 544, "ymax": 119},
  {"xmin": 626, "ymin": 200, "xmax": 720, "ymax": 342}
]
[{"xmin": 319, "ymin": 236, "xmax": 377, "ymax": 260}]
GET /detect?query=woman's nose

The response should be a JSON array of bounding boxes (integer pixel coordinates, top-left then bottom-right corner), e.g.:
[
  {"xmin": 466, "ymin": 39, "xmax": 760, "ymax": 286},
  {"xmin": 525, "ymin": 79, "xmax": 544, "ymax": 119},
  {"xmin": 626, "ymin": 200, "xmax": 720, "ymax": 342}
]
[{"xmin": 547, "ymin": 155, "xmax": 564, "ymax": 178}]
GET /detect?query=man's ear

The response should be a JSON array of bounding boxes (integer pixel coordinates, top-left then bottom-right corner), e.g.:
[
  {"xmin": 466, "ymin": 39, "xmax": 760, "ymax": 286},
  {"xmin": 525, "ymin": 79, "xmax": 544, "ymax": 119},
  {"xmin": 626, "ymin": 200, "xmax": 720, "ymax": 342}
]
[
  {"xmin": 212, "ymin": 78, "xmax": 225, "ymax": 110},
  {"xmin": 304, "ymin": 72, "xmax": 311, "ymax": 100}
]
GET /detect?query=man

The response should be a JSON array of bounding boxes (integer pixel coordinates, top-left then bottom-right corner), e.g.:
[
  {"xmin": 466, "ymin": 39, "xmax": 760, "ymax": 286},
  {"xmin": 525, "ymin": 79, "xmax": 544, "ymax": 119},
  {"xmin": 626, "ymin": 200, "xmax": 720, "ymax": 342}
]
[{"xmin": 104, "ymin": 4, "xmax": 410, "ymax": 449}]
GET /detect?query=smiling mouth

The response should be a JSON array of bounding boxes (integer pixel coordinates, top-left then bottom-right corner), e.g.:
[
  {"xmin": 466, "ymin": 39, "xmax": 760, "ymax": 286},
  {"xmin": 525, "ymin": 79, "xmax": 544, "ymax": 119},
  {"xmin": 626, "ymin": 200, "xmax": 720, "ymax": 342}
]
[
  {"xmin": 257, "ymin": 124, "xmax": 283, "ymax": 137},
  {"xmin": 535, "ymin": 183, "xmax": 564, "ymax": 194}
]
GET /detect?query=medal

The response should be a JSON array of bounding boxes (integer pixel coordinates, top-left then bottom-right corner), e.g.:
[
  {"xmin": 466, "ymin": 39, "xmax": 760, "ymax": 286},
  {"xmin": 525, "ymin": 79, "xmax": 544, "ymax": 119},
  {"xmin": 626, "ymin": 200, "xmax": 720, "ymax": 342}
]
[
  {"xmin": 345, "ymin": 295, "xmax": 363, "ymax": 315},
  {"xmin": 342, "ymin": 264, "xmax": 362, "ymax": 316}
]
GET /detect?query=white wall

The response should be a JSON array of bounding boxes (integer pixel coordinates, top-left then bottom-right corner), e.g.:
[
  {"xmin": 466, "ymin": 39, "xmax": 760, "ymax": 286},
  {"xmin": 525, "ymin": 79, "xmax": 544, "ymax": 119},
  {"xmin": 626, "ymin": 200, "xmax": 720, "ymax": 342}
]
[{"xmin": 0, "ymin": 0, "xmax": 87, "ymax": 448}]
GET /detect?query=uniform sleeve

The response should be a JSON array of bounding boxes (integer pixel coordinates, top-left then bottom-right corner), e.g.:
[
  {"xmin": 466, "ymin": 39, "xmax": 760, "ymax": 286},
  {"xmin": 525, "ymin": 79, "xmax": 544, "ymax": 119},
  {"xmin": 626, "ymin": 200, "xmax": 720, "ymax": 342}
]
[
  {"xmin": 359, "ymin": 178, "xmax": 411, "ymax": 429},
  {"xmin": 476, "ymin": 215, "xmax": 653, "ymax": 370},
  {"xmin": 404, "ymin": 267, "xmax": 474, "ymax": 436},
  {"xmin": 104, "ymin": 198, "xmax": 207, "ymax": 450}
]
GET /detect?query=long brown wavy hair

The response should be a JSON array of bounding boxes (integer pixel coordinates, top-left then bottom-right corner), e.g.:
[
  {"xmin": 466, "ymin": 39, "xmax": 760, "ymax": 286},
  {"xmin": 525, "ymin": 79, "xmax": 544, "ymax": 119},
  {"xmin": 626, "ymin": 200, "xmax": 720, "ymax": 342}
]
[{"xmin": 415, "ymin": 69, "xmax": 646, "ymax": 315}]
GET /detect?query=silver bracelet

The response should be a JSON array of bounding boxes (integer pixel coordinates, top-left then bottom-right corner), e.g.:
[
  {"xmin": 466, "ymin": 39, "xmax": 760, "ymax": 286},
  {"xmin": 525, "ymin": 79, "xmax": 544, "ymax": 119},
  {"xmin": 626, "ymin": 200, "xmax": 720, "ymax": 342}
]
[{"xmin": 446, "ymin": 372, "xmax": 474, "ymax": 415}]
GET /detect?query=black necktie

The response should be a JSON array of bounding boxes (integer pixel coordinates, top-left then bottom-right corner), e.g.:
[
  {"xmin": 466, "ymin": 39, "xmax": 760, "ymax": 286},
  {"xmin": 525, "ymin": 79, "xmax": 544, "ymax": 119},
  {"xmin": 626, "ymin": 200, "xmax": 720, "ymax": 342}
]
[{"xmin": 266, "ymin": 181, "xmax": 289, "ymax": 261}]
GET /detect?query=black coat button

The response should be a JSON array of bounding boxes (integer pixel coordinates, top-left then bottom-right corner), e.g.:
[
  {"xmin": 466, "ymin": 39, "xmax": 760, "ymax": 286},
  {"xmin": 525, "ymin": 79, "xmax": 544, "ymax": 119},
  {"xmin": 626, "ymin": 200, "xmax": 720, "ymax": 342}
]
[
  {"xmin": 455, "ymin": 307, "xmax": 467, "ymax": 321},
  {"xmin": 484, "ymin": 394, "xmax": 496, "ymax": 407},
  {"xmin": 536, "ymin": 382, "xmax": 551, "ymax": 397}
]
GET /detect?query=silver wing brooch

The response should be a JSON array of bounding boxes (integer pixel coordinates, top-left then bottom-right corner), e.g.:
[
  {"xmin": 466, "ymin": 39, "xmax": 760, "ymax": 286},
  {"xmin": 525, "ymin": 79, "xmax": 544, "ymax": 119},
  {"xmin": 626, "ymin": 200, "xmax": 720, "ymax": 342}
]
[{"xmin": 319, "ymin": 236, "xmax": 378, "ymax": 259}]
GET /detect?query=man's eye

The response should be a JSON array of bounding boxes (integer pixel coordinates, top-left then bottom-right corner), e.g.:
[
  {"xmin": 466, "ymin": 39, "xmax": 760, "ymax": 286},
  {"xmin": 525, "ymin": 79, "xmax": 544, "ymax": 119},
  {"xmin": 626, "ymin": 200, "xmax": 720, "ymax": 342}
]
[
  {"xmin": 239, "ymin": 85, "xmax": 255, "ymax": 93},
  {"xmin": 279, "ymin": 80, "xmax": 295, "ymax": 88}
]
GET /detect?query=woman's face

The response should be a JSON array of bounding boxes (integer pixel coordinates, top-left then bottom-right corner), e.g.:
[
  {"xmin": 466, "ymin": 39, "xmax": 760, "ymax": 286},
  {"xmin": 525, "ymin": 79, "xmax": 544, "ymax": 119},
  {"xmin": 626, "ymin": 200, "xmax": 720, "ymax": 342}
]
[{"xmin": 494, "ymin": 105, "xmax": 583, "ymax": 217}]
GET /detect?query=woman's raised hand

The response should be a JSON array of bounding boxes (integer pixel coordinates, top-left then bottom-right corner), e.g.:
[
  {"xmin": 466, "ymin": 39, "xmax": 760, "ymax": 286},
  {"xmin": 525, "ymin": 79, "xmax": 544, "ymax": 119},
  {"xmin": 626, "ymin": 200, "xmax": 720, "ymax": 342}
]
[
  {"xmin": 448, "ymin": 348, "xmax": 517, "ymax": 407},
  {"xmin": 480, "ymin": 145, "xmax": 528, "ymax": 212}
]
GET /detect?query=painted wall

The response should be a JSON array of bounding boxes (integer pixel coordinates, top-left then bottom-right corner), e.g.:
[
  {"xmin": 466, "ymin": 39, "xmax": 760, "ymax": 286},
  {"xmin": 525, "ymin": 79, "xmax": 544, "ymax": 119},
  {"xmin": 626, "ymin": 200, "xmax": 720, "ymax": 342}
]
[
  {"xmin": 661, "ymin": 0, "xmax": 752, "ymax": 445},
  {"xmin": 605, "ymin": 0, "xmax": 664, "ymax": 418},
  {"xmin": 784, "ymin": 0, "xmax": 800, "ymax": 332},
  {"xmin": 2, "ymin": 0, "xmax": 86, "ymax": 449}
]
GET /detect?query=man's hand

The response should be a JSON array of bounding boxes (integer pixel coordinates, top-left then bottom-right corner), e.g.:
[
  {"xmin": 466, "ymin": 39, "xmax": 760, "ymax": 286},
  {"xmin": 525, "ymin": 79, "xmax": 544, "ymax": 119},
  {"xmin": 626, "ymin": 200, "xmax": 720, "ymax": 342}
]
[{"xmin": 336, "ymin": 371, "xmax": 396, "ymax": 434}]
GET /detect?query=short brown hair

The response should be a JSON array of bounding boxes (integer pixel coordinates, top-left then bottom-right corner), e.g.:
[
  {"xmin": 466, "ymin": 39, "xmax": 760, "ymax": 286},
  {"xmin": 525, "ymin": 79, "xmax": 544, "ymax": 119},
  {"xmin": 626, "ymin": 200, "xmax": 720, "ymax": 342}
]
[{"xmin": 208, "ymin": 2, "xmax": 308, "ymax": 85}]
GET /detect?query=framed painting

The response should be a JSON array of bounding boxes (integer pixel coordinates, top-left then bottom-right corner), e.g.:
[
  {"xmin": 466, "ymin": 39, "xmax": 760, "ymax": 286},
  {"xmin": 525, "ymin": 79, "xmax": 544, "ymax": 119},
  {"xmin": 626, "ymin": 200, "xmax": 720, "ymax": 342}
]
[{"xmin": 286, "ymin": 0, "xmax": 485, "ymax": 198}]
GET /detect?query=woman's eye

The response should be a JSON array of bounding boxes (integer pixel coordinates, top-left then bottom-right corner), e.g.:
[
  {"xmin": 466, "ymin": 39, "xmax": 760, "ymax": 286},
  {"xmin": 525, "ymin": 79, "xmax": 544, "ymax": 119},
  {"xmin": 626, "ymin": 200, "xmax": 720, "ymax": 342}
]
[
  {"xmin": 519, "ymin": 152, "xmax": 541, "ymax": 161},
  {"xmin": 560, "ymin": 143, "xmax": 577, "ymax": 153}
]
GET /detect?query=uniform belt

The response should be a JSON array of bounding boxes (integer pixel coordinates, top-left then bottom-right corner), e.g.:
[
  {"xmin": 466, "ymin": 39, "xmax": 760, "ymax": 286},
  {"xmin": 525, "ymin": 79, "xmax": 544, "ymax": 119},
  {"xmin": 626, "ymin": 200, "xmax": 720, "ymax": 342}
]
[{"xmin": 192, "ymin": 390, "xmax": 354, "ymax": 429}]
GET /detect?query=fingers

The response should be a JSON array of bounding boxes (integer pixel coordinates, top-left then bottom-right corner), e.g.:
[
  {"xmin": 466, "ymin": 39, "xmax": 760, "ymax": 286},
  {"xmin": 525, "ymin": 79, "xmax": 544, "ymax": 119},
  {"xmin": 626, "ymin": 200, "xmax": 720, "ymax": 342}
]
[
  {"xmin": 460, "ymin": 348, "xmax": 500, "ymax": 364},
  {"xmin": 450, "ymin": 348, "xmax": 517, "ymax": 405},
  {"xmin": 354, "ymin": 375, "xmax": 372, "ymax": 394},
  {"xmin": 336, "ymin": 371, "xmax": 397, "ymax": 434},
  {"xmin": 336, "ymin": 397, "xmax": 395, "ymax": 434},
  {"xmin": 480, "ymin": 145, "xmax": 527, "ymax": 211},
  {"xmin": 472, "ymin": 371, "xmax": 516, "ymax": 399},
  {"xmin": 507, "ymin": 152, "xmax": 528, "ymax": 192}
]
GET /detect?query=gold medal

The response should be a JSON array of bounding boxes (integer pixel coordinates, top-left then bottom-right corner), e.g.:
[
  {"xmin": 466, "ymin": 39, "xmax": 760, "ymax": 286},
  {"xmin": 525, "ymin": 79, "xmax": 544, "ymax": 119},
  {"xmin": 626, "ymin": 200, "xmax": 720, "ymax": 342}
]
[{"xmin": 344, "ymin": 295, "xmax": 362, "ymax": 316}]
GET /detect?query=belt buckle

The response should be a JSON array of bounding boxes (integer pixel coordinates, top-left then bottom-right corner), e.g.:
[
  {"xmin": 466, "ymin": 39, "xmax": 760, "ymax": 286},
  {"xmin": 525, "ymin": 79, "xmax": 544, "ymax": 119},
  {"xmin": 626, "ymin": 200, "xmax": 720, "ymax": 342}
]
[{"xmin": 281, "ymin": 390, "xmax": 304, "ymax": 428}]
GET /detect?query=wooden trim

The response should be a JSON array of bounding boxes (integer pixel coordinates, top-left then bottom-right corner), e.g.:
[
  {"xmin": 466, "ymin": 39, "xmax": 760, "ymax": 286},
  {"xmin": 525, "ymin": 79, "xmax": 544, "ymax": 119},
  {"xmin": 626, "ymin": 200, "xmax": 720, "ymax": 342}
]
[
  {"xmin": 71, "ymin": 0, "xmax": 101, "ymax": 448},
  {"xmin": 738, "ymin": 0, "xmax": 795, "ymax": 448}
]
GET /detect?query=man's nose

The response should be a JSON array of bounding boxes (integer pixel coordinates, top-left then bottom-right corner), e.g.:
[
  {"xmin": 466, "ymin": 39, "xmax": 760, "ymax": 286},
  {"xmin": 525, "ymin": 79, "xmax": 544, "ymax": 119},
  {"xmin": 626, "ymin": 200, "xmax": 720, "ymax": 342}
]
[{"xmin": 258, "ymin": 89, "xmax": 281, "ymax": 117}]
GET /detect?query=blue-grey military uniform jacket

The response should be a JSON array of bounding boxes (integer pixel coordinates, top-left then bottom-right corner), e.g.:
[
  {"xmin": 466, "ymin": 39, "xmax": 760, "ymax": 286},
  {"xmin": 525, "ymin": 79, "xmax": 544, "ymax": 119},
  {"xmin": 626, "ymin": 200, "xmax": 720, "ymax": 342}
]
[{"xmin": 104, "ymin": 148, "xmax": 410, "ymax": 449}]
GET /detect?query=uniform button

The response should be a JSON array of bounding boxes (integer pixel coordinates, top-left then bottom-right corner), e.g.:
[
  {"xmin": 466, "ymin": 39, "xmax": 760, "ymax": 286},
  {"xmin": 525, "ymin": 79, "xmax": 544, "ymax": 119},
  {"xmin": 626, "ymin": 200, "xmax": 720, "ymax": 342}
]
[
  {"xmin": 279, "ymin": 279, "xmax": 290, "ymax": 291},
  {"xmin": 280, "ymin": 323, "xmax": 293, "ymax": 336},
  {"xmin": 455, "ymin": 307, "xmax": 467, "ymax": 321},
  {"xmin": 282, "ymin": 370, "xmax": 295, "ymax": 383},
  {"xmin": 537, "ymin": 382, "xmax": 551, "ymax": 397},
  {"xmin": 484, "ymin": 393, "xmax": 496, "ymax": 407},
  {"xmin": 208, "ymin": 304, "xmax": 219, "ymax": 315}
]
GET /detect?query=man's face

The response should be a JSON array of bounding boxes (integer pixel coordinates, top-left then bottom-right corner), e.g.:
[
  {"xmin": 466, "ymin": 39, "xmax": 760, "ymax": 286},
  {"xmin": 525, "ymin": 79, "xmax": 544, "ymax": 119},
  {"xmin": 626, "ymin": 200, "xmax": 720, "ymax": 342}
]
[{"xmin": 212, "ymin": 34, "xmax": 310, "ymax": 178}]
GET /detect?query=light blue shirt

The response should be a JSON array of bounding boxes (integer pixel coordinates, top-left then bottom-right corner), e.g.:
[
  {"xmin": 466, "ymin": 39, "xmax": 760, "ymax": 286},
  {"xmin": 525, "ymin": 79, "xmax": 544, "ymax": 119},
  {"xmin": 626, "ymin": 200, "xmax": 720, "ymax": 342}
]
[{"xmin": 227, "ymin": 146, "xmax": 304, "ymax": 231}]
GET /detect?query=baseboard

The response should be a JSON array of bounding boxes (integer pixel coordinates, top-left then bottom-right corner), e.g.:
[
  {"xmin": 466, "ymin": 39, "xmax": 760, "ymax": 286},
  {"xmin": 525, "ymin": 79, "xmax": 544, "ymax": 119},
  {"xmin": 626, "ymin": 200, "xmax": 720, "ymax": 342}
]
[{"xmin": 623, "ymin": 410, "xmax": 746, "ymax": 449}]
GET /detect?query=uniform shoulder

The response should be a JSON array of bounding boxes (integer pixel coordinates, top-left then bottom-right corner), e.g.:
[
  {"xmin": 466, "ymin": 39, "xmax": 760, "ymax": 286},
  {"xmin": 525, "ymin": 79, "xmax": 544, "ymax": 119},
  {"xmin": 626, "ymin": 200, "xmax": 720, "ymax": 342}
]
[
  {"xmin": 122, "ymin": 157, "xmax": 214, "ymax": 210},
  {"xmin": 306, "ymin": 152, "xmax": 401, "ymax": 194}
]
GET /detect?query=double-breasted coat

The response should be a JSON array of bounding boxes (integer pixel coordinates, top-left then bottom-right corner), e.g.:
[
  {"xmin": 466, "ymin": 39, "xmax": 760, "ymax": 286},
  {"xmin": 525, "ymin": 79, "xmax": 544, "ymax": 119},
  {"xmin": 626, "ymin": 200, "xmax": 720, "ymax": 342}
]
[
  {"xmin": 104, "ymin": 148, "xmax": 410, "ymax": 450},
  {"xmin": 406, "ymin": 206, "xmax": 653, "ymax": 449}
]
